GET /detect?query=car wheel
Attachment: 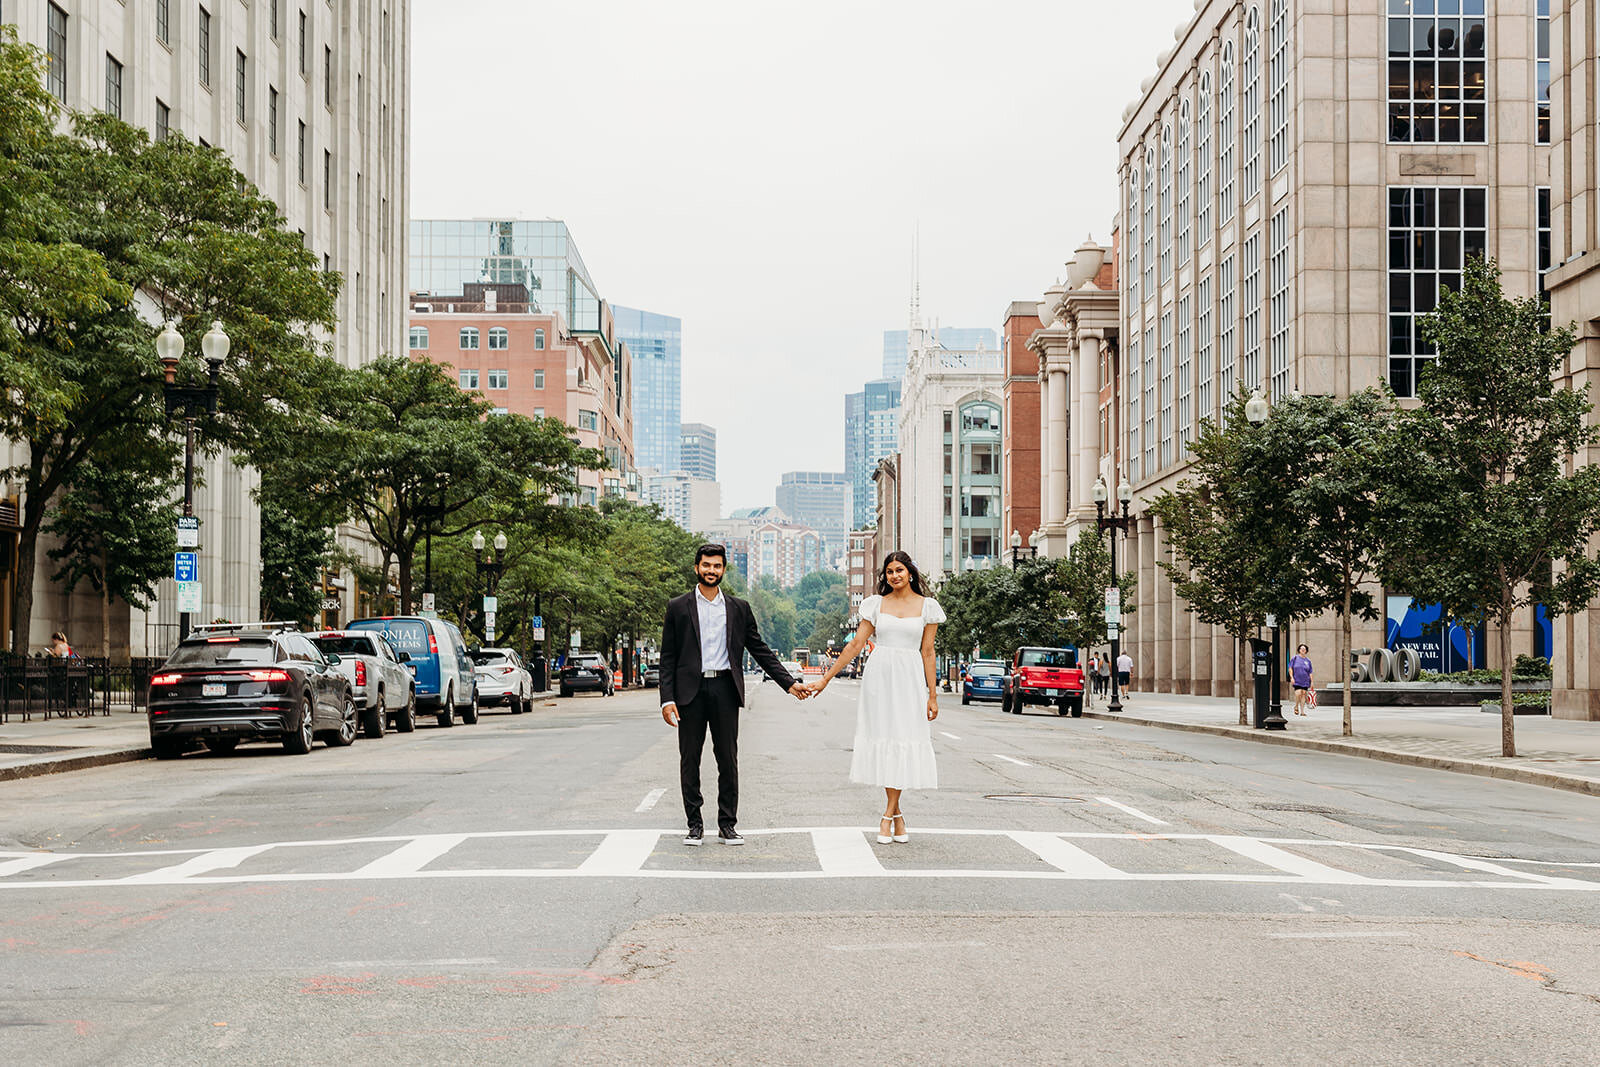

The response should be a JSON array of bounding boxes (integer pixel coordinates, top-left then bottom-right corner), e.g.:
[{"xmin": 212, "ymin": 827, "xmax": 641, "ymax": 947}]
[
  {"xmin": 327, "ymin": 694, "xmax": 358, "ymax": 747},
  {"xmin": 559, "ymin": 684, "xmax": 572, "ymax": 698},
  {"xmin": 437, "ymin": 686, "xmax": 455, "ymax": 727},
  {"xmin": 962, "ymin": 692, "xmax": 971, "ymax": 706},
  {"xmin": 1057, "ymin": 699, "xmax": 1072, "ymax": 716},
  {"xmin": 152, "ymin": 738, "xmax": 185, "ymax": 760},
  {"xmin": 1069, "ymin": 698, "xmax": 1084, "ymax": 718},
  {"xmin": 460, "ymin": 688, "xmax": 479, "ymax": 725},
  {"xmin": 364, "ymin": 688, "xmax": 387, "ymax": 739},
  {"xmin": 283, "ymin": 696, "xmax": 314, "ymax": 754},
  {"xmin": 204, "ymin": 738, "xmax": 239, "ymax": 755},
  {"xmin": 394, "ymin": 687, "xmax": 417, "ymax": 733},
  {"xmin": 1001, "ymin": 690, "xmax": 1012, "ymax": 714}
]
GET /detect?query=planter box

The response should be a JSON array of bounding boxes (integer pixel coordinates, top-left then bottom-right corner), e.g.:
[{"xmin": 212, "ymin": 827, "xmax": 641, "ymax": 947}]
[{"xmin": 1313, "ymin": 681, "xmax": 1550, "ymax": 708}]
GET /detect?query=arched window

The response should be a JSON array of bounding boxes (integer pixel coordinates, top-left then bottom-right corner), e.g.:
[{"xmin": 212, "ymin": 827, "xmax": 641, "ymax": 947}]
[
  {"xmin": 488, "ymin": 326, "xmax": 509, "ymax": 350},
  {"xmin": 408, "ymin": 325, "xmax": 428, "ymax": 350},
  {"xmin": 534, "ymin": 328, "xmax": 546, "ymax": 350},
  {"xmin": 1177, "ymin": 105, "xmax": 1191, "ymax": 268},
  {"xmin": 1196, "ymin": 72, "xmax": 1213, "ymax": 247},
  {"xmin": 1268, "ymin": 0, "xmax": 1290, "ymax": 175},
  {"xmin": 1242, "ymin": 7, "xmax": 1262, "ymax": 200},
  {"xmin": 1126, "ymin": 164, "xmax": 1140, "ymax": 306},
  {"xmin": 459, "ymin": 326, "xmax": 479, "ymax": 350},
  {"xmin": 1219, "ymin": 42, "xmax": 1236, "ymax": 224},
  {"xmin": 1159, "ymin": 125, "xmax": 1173, "ymax": 283},
  {"xmin": 1143, "ymin": 146, "xmax": 1156, "ymax": 296}
]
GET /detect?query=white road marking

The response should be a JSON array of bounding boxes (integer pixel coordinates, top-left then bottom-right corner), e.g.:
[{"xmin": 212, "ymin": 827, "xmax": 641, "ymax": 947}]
[
  {"xmin": 1278, "ymin": 892, "xmax": 1317, "ymax": 912},
  {"xmin": 634, "ymin": 788, "xmax": 666, "ymax": 813},
  {"xmin": 351, "ymin": 834, "xmax": 469, "ymax": 877},
  {"xmin": 121, "ymin": 845, "xmax": 273, "ymax": 884},
  {"xmin": 578, "ymin": 830, "xmax": 661, "ymax": 876},
  {"xmin": 1210, "ymin": 836, "xmax": 1373, "ymax": 884},
  {"xmin": 330, "ymin": 958, "xmax": 501, "ymax": 967},
  {"xmin": 992, "ymin": 754, "xmax": 1031, "ymax": 767},
  {"xmin": 1095, "ymin": 797, "xmax": 1170, "ymax": 826},
  {"xmin": 1401, "ymin": 847, "xmax": 1600, "ymax": 889},
  {"xmin": 1268, "ymin": 931, "xmax": 1407, "ymax": 940},
  {"xmin": 826, "ymin": 942, "xmax": 989, "ymax": 952},
  {"xmin": 0, "ymin": 854, "xmax": 73, "ymax": 878},
  {"xmin": 812, "ymin": 828, "xmax": 886, "ymax": 876},
  {"xmin": 939, "ymin": 731, "xmax": 961, "ymax": 741},
  {"xmin": 1008, "ymin": 832, "xmax": 1127, "ymax": 878}
]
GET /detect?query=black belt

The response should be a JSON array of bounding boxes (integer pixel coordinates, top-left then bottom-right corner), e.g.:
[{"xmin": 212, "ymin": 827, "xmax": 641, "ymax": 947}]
[{"xmin": 701, "ymin": 669, "xmax": 732, "ymax": 678}]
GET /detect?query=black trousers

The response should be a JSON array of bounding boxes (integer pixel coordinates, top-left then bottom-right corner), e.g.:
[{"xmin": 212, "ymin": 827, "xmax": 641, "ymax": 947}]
[{"xmin": 678, "ymin": 674, "xmax": 740, "ymax": 832}]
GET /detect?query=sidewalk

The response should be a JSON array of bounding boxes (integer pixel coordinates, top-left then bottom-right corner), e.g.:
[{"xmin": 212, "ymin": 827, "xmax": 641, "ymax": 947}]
[
  {"xmin": 1080, "ymin": 690, "xmax": 1600, "ymax": 797},
  {"xmin": 0, "ymin": 709, "xmax": 152, "ymax": 781}
]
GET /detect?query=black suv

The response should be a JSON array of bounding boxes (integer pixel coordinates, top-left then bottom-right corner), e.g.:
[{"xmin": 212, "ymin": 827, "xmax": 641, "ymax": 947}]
[
  {"xmin": 148, "ymin": 624, "xmax": 357, "ymax": 759},
  {"xmin": 559, "ymin": 652, "xmax": 614, "ymax": 697}
]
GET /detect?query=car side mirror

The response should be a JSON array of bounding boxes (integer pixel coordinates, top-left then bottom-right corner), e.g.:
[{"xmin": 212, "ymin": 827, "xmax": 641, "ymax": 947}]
[
  {"xmin": 324, "ymin": 653, "xmax": 342, "ymax": 666},
  {"xmin": 396, "ymin": 652, "xmax": 410, "ymax": 662}
]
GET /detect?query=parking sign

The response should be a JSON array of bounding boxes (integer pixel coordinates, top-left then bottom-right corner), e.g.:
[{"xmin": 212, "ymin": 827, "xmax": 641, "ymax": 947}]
[{"xmin": 174, "ymin": 552, "xmax": 198, "ymax": 583}]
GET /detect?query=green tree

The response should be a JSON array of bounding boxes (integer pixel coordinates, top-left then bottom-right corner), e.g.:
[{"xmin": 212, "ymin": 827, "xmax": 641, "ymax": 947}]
[
  {"xmin": 1054, "ymin": 526, "xmax": 1137, "ymax": 656},
  {"xmin": 1380, "ymin": 258, "xmax": 1600, "ymax": 756}
]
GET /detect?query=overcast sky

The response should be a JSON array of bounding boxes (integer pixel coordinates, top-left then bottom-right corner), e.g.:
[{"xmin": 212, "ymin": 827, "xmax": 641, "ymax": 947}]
[{"xmin": 411, "ymin": 0, "xmax": 1194, "ymax": 511}]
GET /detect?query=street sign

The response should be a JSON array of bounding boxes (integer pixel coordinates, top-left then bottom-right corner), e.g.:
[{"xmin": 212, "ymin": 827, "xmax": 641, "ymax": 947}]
[
  {"xmin": 1105, "ymin": 622, "xmax": 1119, "ymax": 642},
  {"xmin": 177, "ymin": 580, "xmax": 202, "ymax": 613},
  {"xmin": 570, "ymin": 629, "xmax": 582, "ymax": 648},
  {"xmin": 173, "ymin": 552, "xmax": 198, "ymax": 583},
  {"xmin": 1105, "ymin": 586, "xmax": 1120, "ymax": 607},
  {"xmin": 484, "ymin": 610, "xmax": 497, "ymax": 628},
  {"xmin": 483, "ymin": 595, "xmax": 498, "ymax": 615},
  {"xmin": 486, "ymin": 627, "xmax": 496, "ymax": 643},
  {"xmin": 531, "ymin": 626, "xmax": 546, "ymax": 641},
  {"xmin": 1265, "ymin": 614, "xmax": 1277, "ymax": 628},
  {"xmin": 1104, "ymin": 605, "xmax": 1121, "ymax": 624},
  {"xmin": 531, "ymin": 615, "xmax": 544, "ymax": 628},
  {"xmin": 176, "ymin": 516, "xmax": 199, "ymax": 548},
  {"xmin": 421, "ymin": 592, "xmax": 436, "ymax": 612}
]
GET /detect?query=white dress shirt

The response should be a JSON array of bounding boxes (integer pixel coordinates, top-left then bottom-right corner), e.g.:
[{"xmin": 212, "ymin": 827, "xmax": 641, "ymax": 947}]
[{"xmin": 697, "ymin": 588, "xmax": 731, "ymax": 671}]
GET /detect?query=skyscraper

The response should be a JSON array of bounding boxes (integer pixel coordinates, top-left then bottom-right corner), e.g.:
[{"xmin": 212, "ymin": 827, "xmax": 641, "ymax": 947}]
[
  {"xmin": 679, "ymin": 423, "xmax": 717, "ymax": 481},
  {"xmin": 614, "ymin": 305, "xmax": 682, "ymax": 474},
  {"xmin": 775, "ymin": 472, "xmax": 852, "ymax": 560},
  {"xmin": 844, "ymin": 378, "xmax": 901, "ymax": 528},
  {"xmin": 882, "ymin": 327, "xmax": 999, "ymax": 380}
]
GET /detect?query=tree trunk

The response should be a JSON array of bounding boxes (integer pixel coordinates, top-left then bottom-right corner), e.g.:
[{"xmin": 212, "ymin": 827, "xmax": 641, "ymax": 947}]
[
  {"xmin": 1237, "ymin": 635, "xmax": 1249, "ymax": 726},
  {"xmin": 398, "ymin": 553, "xmax": 412, "ymax": 614},
  {"xmin": 1500, "ymin": 595, "xmax": 1516, "ymax": 758},
  {"xmin": 101, "ymin": 582, "xmax": 112, "ymax": 659},
  {"xmin": 11, "ymin": 525, "xmax": 38, "ymax": 655},
  {"xmin": 1342, "ymin": 577, "xmax": 1354, "ymax": 737}
]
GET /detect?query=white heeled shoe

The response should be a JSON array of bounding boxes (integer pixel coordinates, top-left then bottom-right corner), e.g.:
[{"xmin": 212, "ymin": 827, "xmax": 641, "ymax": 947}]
[
  {"xmin": 877, "ymin": 815, "xmax": 894, "ymax": 844},
  {"xmin": 891, "ymin": 813, "xmax": 908, "ymax": 843}
]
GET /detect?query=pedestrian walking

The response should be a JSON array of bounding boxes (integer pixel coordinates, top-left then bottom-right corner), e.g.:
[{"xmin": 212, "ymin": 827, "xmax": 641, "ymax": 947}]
[
  {"xmin": 1097, "ymin": 652, "xmax": 1111, "ymax": 696},
  {"xmin": 1289, "ymin": 643, "xmax": 1315, "ymax": 716},
  {"xmin": 1116, "ymin": 650, "xmax": 1133, "ymax": 699}
]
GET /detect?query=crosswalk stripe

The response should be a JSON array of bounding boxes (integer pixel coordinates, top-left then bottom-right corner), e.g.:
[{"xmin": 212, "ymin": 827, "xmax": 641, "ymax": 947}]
[
  {"xmin": 1208, "ymin": 836, "xmax": 1374, "ymax": 884},
  {"xmin": 1401, "ymin": 847, "xmax": 1600, "ymax": 889},
  {"xmin": 812, "ymin": 828, "xmax": 886, "ymax": 876},
  {"xmin": 0, "ymin": 854, "xmax": 72, "ymax": 878},
  {"xmin": 351, "ymin": 834, "xmax": 469, "ymax": 878},
  {"xmin": 578, "ymin": 830, "xmax": 662, "ymax": 875},
  {"xmin": 121, "ymin": 845, "xmax": 273, "ymax": 884},
  {"xmin": 1095, "ymin": 797, "xmax": 1170, "ymax": 826},
  {"xmin": 1008, "ymin": 832, "xmax": 1128, "ymax": 878},
  {"xmin": 992, "ymin": 754, "xmax": 1030, "ymax": 767}
]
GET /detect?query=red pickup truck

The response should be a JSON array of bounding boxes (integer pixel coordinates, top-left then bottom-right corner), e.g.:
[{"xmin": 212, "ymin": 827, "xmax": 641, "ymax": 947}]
[{"xmin": 1002, "ymin": 646, "xmax": 1086, "ymax": 718}]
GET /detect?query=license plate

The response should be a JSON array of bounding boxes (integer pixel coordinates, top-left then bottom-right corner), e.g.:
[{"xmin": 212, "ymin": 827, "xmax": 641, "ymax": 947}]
[
  {"xmin": 1045, "ymin": 689, "xmax": 1061, "ymax": 697},
  {"xmin": 203, "ymin": 683, "xmax": 226, "ymax": 697}
]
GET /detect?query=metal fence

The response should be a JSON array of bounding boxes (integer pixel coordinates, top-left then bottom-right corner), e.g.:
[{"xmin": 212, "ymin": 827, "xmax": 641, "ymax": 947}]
[{"xmin": 0, "ymin": 656, "xmax": 165, "ymax": 723}]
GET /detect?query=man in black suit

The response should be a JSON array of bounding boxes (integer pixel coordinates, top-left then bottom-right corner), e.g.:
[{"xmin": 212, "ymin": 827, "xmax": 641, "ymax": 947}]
[{"xmin": 660, "ymin": 543, "xmax": 808, "ymax": 846}]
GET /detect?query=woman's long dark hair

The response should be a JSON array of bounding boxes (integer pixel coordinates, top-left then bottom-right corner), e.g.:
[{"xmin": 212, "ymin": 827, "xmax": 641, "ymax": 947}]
[{"xmin": 876, "ymin": 551, "xmax": 927, "ymax": 596}]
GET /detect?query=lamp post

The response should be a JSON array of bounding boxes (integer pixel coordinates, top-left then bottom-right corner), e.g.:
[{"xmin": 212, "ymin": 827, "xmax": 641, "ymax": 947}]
[
  {"xmin": 473, "ymin": 530, "xmax": 507, "ymax": 643},
  {"xmin": 1009, "ymin": 528, "xmax": 1040, "ymax": 570},
  {"xmin": 1093, "ymin": 476, "xmax": 1134, "ymax": 714},
  {"xmin": 422, "ymin": 473, "xmax": 448, "ymax": 610},
  {"xmin": 157, "ymin": 320, "xmax": 230, "ymax": 642},
  {"xmin": 1244, "ymin": 389, "xmax": 1287, "ymax": 729}
]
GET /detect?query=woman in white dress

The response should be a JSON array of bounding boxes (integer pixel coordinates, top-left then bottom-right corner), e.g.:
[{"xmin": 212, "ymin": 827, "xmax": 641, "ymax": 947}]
[{"xmin": 807, "ymin": 551, "xmax": 944, "ymax": 843}]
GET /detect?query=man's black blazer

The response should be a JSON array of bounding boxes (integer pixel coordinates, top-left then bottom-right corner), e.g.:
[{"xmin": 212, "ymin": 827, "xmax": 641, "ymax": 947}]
[{"xmin": 658, "ymin": 589, "xmax": 796, "ymax": 709}]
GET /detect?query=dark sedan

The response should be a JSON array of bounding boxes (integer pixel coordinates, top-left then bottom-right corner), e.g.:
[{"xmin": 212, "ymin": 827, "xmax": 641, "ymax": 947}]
[
  {"xmin": 962, "ymin": 660, "xmax": 1007, "ymax": 705},
  {"xmin": 148, "ymin": 626, "xmax": 357, "ymax": 758},
  {"xmin": 559, "ymin": 653, "xmax": 614, "ymax": 697}
]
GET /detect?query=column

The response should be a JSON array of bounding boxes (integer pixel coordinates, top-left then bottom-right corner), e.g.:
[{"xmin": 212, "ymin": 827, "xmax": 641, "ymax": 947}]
[
  {"xmin": 1073, "ymin": 332, "xmax": 1103, "ymax": 525},
  {"xmin": 1037, "ymin": 361, "xmax": 1052, "ymax": 524},
  {"xmin": 1047, "ymin": 364, "xmax": 1070, "ymax": 530}
]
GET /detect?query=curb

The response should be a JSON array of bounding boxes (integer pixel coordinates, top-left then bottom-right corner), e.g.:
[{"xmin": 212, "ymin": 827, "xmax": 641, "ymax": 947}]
[
  {"xmin": 0, "ymin": 747, "xmax": 152, "ymax": 782},
  {"xmin": 1082, "ymin": 710, "xmax": 1600, "ymax": 798}
]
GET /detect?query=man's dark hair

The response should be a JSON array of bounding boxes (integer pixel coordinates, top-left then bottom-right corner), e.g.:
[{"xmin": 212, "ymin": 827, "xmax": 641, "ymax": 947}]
[{"xmin": 695, "ymin": 543, "xmax": 727, "ymax": 566}]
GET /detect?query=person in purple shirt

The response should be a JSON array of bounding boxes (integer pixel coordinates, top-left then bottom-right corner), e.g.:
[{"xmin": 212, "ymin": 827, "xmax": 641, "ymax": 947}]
[{"xmin": 1288, "ymin": 644, "xmax": 1314, "ymax": 716}]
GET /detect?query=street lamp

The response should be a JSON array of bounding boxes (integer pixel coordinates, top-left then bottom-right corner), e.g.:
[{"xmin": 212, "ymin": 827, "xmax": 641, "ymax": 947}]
[
  {"xmin": 158, "ymin": 320, "xmax": 231, "ymax": 641},
  {"xmin": 1242, "ymin": 389, "xmax": 1287, "ymax": 729},
  {"xmin": 473, "ymin": 530, "xmax": 507, "ymax": 645},
  {"xmin": 1009, "ymin": 528, "xmax": 1040, "ymax": 571},
  {"xmin": 1093, "ymin": 476, "xmax": 1135, "ymax": 713}
]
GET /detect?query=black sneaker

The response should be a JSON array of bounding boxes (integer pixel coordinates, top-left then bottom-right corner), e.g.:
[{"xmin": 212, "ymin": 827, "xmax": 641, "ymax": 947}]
[
  {"xmin": 683, "ymin": 828, "xmax": 704, "ymax": 846},
  {"xmin": 719, "ymin": 828, "xmax": 745, "ymax": 846}
]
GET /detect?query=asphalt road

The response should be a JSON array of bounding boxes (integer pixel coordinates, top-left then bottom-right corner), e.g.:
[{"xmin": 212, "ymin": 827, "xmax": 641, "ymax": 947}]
[{"xmin": 1, "ymin": 679, "xmax": 1598, "ymax": 1065}]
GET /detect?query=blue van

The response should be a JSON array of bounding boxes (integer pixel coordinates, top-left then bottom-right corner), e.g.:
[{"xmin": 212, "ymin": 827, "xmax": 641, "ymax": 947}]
[{"xmin": 345, "ymin": 616, "xmax": 479, "ymax": 727}]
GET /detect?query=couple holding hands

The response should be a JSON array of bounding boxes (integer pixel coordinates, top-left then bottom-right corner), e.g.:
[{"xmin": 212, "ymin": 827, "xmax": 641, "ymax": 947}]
[{"xmin": 659, "ymin": 544, "xmax": 945, "ymax": 847}]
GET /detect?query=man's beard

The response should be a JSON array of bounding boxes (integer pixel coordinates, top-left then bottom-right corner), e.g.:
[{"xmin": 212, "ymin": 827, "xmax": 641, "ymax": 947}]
[{"xmin": 699, "ymin": 572, "xmax": 722, "ymax": 586}]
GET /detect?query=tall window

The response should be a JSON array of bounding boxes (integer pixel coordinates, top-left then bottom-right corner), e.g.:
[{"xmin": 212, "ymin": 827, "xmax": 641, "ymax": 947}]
[
  {"xmin": 235, "ymin": 50, "xmax": 248, "ymax": 126},
  {"xmin": 534, "ymin": 328, "xmax": 546, "ymax": 350},
  {"xmin": 1177, "ymin": 294, "xmax": 1193, "ymax": 457},
  {"xmin": 1126, "ymin": 165, "xmax": 1141, "ymax": 307},
  {"xmin": 408, "ymin": 326, "xmax": 428, "ymax": 350},
  {"xmin": 1269, "ymin": 209, "xmax": 1291, "ymax": 397},
  {"xmin": 1218, "ymin": 255, "xmax": 1237, "ymax": 398},
  {"xmin": 1219, "ymin": 44, "xmax": 1236, "ymax": 225},
  {"xmin": 1388, "ymin": 0, "xmax": 1486, "ymax": 143},
  {"xmin": 299, "ymin": 10, "xmax": 308, "ymax": 76},
  {"xmin": 1196, "ymin": 276, "xmax": 1214, "ymax": 427},
  {"xmin": 1197, "ymin": 73, "xmax": 1212, "ymax": 247},
  {"xmin": 1127, "ymin": 335, "xmax": 1141, "ymax": 482},
  {"xmin": 1177, "ymin": 102, "xmax": 1192, "ymax": 267},
  {"xmin": 157, "ymin": 0, "xmax": 171, "ymax": 45},
  {"xmin": 1242, "ymin": 8, "xmax": 1262, "ymax": 201},
  {"xmin": 323, "ymin": 149, "xmax": 331, "ymax": 210},
  {"xmin": 487, "ymin": 326, "xmax": 509, "ymax": 350},
  {"xmin": 297, "ymin": 120, "xmax": 307, "ymax": 183},
  {"xmin": 269, "ymin": 87, "xmax": 280, "ymax": 155},
  {"xmin": 1538, "ymin": 185, "xmax": 1552, "ymax": 326},
  {"xmin": 1159, "ymin": 310, "xmax": 1175, "ymax": 469},
  {"xmin": 104, "ymin": 54, "xmax": 123, "ymax": 118},
  {"xmin": 198, "ymin": 6, "xmax": 212, "ymax": 89},
  {"xmin": 1537, "ymin": 0, "xmax": 1551, "ymax": 144},
  {"xmin": 1143, "ymin": 147, "xmax": 1156, "ymax": 296},
  {"xmin": 1159, "ymin": 126, "xmax": 1173, "ymax": 284},
  {"xmin": 458, "ymin": 369, "xmax": 479, "ymax": 389},
  {"xmin": 271, "ymin": 0, "xmax": 281, "ymax": 40},
  {"xmin": 459, "ymin": 327, "xmax": 479, "ymax": 350},
  {"xmin": 324, "ymin": 45, "xmax": 333, "ymax": 106},
  {"xmin": 1241, "ymin": 233, "xmax": 1262, "ymax": 389},
  {"xmin": 47, "ymin": 4, "xmax": 67, "ymax": 103},
  {"xmin": 1268, "ymin": 0, "xmax": 1290, "ymax": 175},
  {"xmin": 1143, "ymin": 325, "xmax": 1157, "ymax": 476},
  {"xmin": 156, "ymin": 99, "xmax": 171, "ymax": 142},
  {"xmin": 1388, "ymin": 186, "xmax": 1487, "ymax": 395},
  {"xmin": 488, "ymin": 369, "xmax": 509, "ymax": 389}
]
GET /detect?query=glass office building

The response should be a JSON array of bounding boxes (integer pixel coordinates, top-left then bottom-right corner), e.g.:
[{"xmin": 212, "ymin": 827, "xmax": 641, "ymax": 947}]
[
  {"xmin": 680, "ymin": 423, "xmax": 717, "ymax": 481},
  {"xmin": 409, "ymin": 219, "xmax": 603, "ymax": 332},
  {"xmin": 844, "ymin": 377, "xmax": 901, "ymax": 528},
  {"xmin": 882, "ymin": 327, "xmax": 998, "ymax": 380},
  {"xmin": 614, "ymin": 305, "xmax": 682, "ymax": 475}
]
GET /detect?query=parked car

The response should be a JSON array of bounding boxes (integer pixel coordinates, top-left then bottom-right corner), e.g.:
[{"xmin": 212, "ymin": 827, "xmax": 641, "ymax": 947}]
[
  {"xmin": 560, "ymin": 652, "xmax": 614, "ymax": 697},
  {"xmin": 148, "ymin": 623, "xmax": 356, "ymax": 758},
  {"xmin": 471, "ymin": 647, "xmax": 534, "ymax": 713},
  {"xmin": 309, "ymin": 629, "xmax": 418, "ymax": 736},
  {"xmin": 642, "ymin": 659, "xmax": 661, "ymax": 687},
  {"xmin": 962, "ymin": 659, "xmax": 1008, "ymax": 705},
  {"xmin": 345, "ymin": 616, "xmax": 479, "ymax": 727},
  {"xmin": 1002, "ymin": 646, "xmax": 1086, "ymax": 717},
  {"xmin": 779, "ymin": 660, "xmax": 804, "ymax": 681}
]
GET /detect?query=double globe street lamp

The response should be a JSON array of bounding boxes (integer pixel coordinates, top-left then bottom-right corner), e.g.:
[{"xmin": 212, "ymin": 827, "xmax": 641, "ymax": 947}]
[
  {"xmin": 1093, "ymin": 477, "xmax": 1134, "ymax": 714},
  {"xmin": 472, "ymin": 530, "xmax": 508, "ymax": 644},
  {"xmin": 1008, "ymin": 528, "xmax": 1041, "ymax": 570},
  {"xmin": 1244, "ymin": 388, "xmax": 1288, "ymax": 730},
  {"xmin": 156, "ymin": 320, "xmax": 233, "ymax": 641}
]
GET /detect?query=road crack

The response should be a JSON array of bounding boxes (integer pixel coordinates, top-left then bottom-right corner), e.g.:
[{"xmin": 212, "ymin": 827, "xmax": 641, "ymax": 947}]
[{"xmin": 1453, "ymin": 951, "xmax": 1600, "ymax": 1006}]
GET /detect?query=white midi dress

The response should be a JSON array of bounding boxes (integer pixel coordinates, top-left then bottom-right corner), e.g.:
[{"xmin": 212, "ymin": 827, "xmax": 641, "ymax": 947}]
[{"xmin": 848, "ymin": 594, "xmax": 945, "ymax": 790}]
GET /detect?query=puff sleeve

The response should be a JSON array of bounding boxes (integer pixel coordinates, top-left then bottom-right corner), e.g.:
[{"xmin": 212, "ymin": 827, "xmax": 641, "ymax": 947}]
[
  {"xmin": 922, "ymin": 597, "xmax": 947, "ymax": 625},
  {"xmin": 859, "ymin": 594, "xmax": 882, "ymax": 625}
]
